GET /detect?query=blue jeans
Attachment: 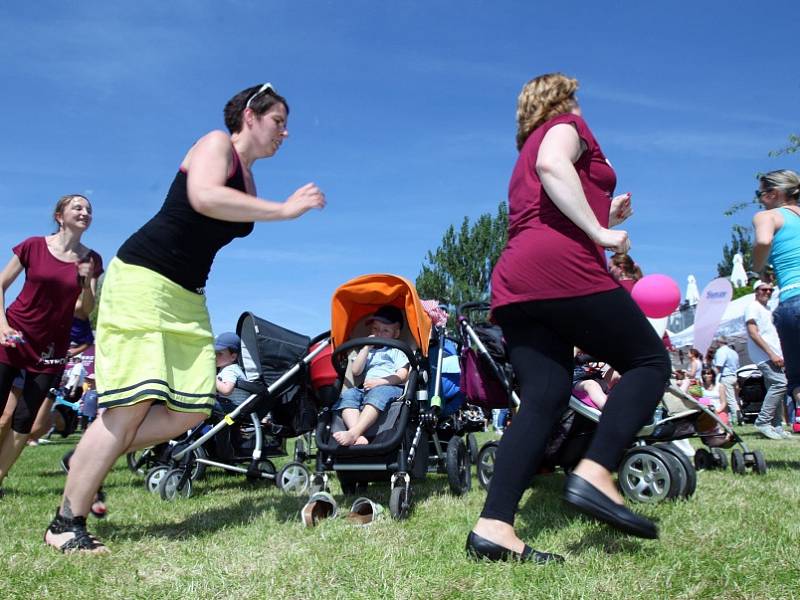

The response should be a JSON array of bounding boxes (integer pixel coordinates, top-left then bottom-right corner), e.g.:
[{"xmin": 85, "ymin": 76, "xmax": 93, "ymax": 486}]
[
  {"xmin": 773, "ymin": 295, "xmax": 800, "ymax": 399},
  {"xmin": 334, "ymin": 385, "xmax": 402, "ymax": 413}
]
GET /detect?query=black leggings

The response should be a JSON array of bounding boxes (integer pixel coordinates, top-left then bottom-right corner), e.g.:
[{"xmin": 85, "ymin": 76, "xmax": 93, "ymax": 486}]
[
  {"xmin": 0, "ymin": 363, "xmax": 57, "ymax": 434},
  {"xmin": 480, "ymin": 287, "xmax": 671, "ymax": 525}
]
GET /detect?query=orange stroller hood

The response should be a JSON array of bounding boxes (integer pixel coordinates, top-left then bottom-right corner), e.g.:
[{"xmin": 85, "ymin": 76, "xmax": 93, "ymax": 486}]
[{"xmin": 331, "ymin": 274, "xmax": 432, "ymax": 356}]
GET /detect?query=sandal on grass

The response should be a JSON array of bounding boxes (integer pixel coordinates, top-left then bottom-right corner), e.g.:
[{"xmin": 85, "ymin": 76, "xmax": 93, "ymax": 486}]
[
  {"xmin": 301, "ymin": 491, "xmax": 338, "ymax": 527},
  {"xmin": 44, "ymin": 509, "xmax": 109, "ymax": 554}
]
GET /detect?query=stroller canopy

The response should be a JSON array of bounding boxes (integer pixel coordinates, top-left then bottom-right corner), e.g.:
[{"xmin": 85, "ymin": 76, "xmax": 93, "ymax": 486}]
[{"xmin": 331, "ymin": 274, "xmax": 432, "ymax": 356}]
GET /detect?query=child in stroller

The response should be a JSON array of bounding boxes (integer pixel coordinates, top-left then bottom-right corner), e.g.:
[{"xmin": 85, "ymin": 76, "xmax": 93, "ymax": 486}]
[
  {"xmin": 332, "ymin": 305, "xmax": 410, "ymax": 447},
  {"xmin": 213, "ymin": 331, "xmax": 249, "ymax": 413}
]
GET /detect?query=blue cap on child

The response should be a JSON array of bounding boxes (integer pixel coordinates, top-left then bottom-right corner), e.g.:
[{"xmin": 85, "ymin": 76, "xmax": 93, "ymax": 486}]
[{"xmin": 214, "ymin": 332, "xmax": 241, "ymax": 352}]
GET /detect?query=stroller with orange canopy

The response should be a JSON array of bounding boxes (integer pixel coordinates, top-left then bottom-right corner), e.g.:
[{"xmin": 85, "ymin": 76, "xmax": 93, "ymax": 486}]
[{"xmin": 310, "ymin": 274, "xmax": 473, "ymax": 519}]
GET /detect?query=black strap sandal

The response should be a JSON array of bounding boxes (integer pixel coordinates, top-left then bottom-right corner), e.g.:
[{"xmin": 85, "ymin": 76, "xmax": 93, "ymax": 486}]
[{"xmin": 44, "ymin": 509, "xmax": 109, "ymax": 554}]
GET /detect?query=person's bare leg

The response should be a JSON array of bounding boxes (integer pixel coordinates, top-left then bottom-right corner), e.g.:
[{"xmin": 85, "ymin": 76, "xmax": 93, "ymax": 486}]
[
  {"xmin": 571, "ymin": 458, "xmax": 624, "ymax": 504},
  {"xmin": 0, "ymin": 430, "xmax": 30, "ymax": 485},
  {"xmin": 122, "ymin": 404, "xmax": 206, "ymax": 452},
  {"xmin": 27, "ymin": 397, "xmax": 54, "ymax": 441},
  {"xmin": 333, "ymin": 405, "xmax": 379, "ymax": 446},
  {"xmin": 0, "ymin": 388, "xmax": 20, "ymax": 447},
  {"xmin": 578, "ymin": 380, "xmax": 608, "ymax": 410},
  {"xmin": 52, "ymin": 402, "xmax": 153, "ymax": 522},
  {"xmin": 340, "ymin": 408, "xmax": 360, "ymax": 429}
]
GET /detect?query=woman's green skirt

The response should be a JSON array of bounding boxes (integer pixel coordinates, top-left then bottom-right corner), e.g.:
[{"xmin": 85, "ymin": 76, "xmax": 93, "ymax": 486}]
[{"xmin": 95, "ymin": 258, "xmax": 215, "ymax": 414}]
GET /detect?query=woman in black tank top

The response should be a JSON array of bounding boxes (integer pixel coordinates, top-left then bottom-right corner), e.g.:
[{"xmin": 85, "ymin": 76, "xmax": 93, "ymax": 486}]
[{"xmin": 45, "ymin": 84, "xmax": 326, "ymax": 554}]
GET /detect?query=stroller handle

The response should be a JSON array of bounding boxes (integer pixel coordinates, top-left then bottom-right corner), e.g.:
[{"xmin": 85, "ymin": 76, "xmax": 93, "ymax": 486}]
[
  {"xmin": 331, "ymin": 337, "xmax": 418, "ymax": 379},
  {"xmin": 457, "ymin": 301, "xmax": 490, "ymax": 318}
]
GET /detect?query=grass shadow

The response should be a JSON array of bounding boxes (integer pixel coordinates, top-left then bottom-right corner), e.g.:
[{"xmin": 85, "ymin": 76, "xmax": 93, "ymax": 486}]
[{"xmin": 98, "ymin": 493, "xmax": 303, "ymax": 543}]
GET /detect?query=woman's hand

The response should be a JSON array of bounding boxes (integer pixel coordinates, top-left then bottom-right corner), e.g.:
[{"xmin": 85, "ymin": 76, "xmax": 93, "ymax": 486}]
[
  {"xmin": 76, "ymin": 256, "xmax": 95, "ymax": 288},
  {"xmin": 282, "ymin": 183, "xmax": 326, "ymax": 219},
  {"xmin": 0, "ymin": 325, "xmax": 23, "ymax": 348},
  {"xmin": 592, "ymin": 228, "xmax": 630, "ymax": 253},
  {"xmin": 609, "ymin": 193, "xmax": 632, "ymax": 227}
]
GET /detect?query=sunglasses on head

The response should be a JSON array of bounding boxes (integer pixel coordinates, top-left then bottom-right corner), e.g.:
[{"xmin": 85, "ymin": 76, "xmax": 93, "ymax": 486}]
[{"xmin": 245, "ymin": 83, "xmax": 277, "ymax": 110}]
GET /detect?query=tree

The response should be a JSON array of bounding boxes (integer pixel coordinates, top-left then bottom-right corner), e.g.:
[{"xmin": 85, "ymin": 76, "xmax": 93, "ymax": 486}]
[
  {"xmin": 716, "ymin": 224, "xmax": 753, "ymax": 279},
  {"xmin": 769, "ymin": 133, "xmax": 800, "ymax": 157},
  {"xmin": 416, "ymin": 201, "xmax": 508, "ymax": 311}
]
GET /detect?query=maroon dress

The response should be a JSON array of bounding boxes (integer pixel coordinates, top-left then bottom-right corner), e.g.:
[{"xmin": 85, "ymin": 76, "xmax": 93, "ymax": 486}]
[
  {"xmin": 491, "ymin": 113, "xmax": 621, "ymax": 309},
  {"xmin": 0, "ymin": 237, "xmax": 103, "ymax": 374}
]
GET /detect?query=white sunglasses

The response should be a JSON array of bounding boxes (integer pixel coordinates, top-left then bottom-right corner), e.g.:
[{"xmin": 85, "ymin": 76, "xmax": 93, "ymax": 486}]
[{"xmin": 245, "ymin": 83, "xmax": 277, "ymax": 110}]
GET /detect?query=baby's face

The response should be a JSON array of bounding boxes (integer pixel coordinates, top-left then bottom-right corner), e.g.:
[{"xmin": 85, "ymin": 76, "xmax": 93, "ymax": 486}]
[
  {"xmin": 215, "ymin": 348, "xmax": 238, "ymax": 367},
  {"xmin": 369, "ymin": 321, "xmax": 401, "ymax": 339}
]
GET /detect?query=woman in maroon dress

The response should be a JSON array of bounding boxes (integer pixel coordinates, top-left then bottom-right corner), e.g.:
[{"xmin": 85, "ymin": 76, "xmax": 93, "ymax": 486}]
[
  {"xmin": 466, "ymin": 73, "xmax": 670, "ymax": 563},
  {"xmin": 0, "ymin": 195, "xmax": 103, "ymax": 497}
]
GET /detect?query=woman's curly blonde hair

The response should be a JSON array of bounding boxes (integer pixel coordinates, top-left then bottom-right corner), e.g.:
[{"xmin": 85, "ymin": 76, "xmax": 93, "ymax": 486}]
[{"xmin": 516, "ymin": 73, "xmax": 579, "ymax": 151}]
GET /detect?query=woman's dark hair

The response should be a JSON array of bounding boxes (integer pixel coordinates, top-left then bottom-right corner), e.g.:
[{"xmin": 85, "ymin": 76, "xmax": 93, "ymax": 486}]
[{"xmin": 223, "ymin": 84, "xmax": 290, "ymax": 134}]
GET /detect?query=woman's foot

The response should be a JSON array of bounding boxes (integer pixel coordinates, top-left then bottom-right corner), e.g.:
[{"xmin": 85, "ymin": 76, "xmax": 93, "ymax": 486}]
[
  {"xmin": 466, "ymin": 523, "xmax": 563, "ymax": 564},
  {"xmin": 90, "ymin": 488, "xmax": 107, "ymax": 519},
  {"xmin": 571, "ymin": 459, "xmax": 624, "ymax": 505},
  {"xmin": 44, "ymin": 509, "xmax": 109, "ymax": 554},
  {"xmin": 563, "ymin": 473, "xmax": 658, "ymax": 539}
]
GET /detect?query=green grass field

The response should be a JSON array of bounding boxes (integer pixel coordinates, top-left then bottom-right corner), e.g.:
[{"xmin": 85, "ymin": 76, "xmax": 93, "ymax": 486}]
[{"xmin": 1, "ymin": 428, "xmax": 798, "ymax": 600}]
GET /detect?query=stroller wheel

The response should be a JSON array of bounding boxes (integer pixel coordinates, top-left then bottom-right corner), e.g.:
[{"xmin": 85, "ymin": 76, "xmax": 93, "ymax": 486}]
[
  {"xmin": 389, "ymin": 483, "xmax": 412, "ymax": 520},
  {"xmin": 618, "ymin": 446, "xmax": 682, "ymax": 503},
  {"xmin": 752, "ymin": 450, "xmax": 768, "ymax": 475},
  {"xmin": 276, "ymin": 462, "xmax": 310, "ymax": 496},
  {"xmin": 158, "ymin": 468, "xmax": 193, "ymax": 501},
  {"xmin": 446, "ymin": 437, "xmax": 471, "ymax": 496},
  {"xmin": 144, "ymin": 466, "xmax": 169, "ymax": 494},
  {"xmin": 730, "ymin": 449, "xmax": 746, "ymax": 475},
  {"xmin": 127, "ymin": 448, "xmax": 153, "ymax": 475},
  {"xmin": 293, "ymin": 437, "xmax": 308, "ymax": 463},
  {"xmin": 693, "ymin": 448, "xmax": 712, "ymax": 471},
  {"xmin": 247, "ymin": 459, "xmax": 277, "ymax": 483},
  {"xmin": 467, "ymin": 433, "xmax": 479, "ymax": 465},
  {"xmin": 476, "ymin": 442, "xmax": 498, "ymax": 491},
  {"xmin": 655, "ymin": 443, "xmax": 696, "ymax": 499},
  {"xmin": 710, "ymin": 448, "xmax": 728, "ymax": 470}
]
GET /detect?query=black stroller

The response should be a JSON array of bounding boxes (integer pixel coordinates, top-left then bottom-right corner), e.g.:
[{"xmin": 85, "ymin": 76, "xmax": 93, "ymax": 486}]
[
  {"xmin": 736, "ymin": 364, "xmax": 766, "ymax": 424},
  {"xmin": 460, "ymin": 302, "xmax": 768, "ymax": 506},
  {"xmin": 129, "ymin": 312, "xmax": 328, "ymax": 501}
]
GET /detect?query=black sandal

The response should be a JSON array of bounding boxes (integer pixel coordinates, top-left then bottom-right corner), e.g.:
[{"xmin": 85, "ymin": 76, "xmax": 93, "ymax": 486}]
[{"xmin": 44, "ymin": 509, "xmax": 109, "ymax": 554}]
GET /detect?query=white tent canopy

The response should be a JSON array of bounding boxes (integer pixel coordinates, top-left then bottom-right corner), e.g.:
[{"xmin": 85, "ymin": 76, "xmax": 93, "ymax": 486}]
[{"xmin": 669, "ymin": 292, "xmax": 757, "ymax": 349}]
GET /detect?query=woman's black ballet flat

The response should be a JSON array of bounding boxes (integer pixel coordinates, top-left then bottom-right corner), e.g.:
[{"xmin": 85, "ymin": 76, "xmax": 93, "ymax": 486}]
[
  {"xmin": 563, "ymin": 473, "xmax": 658, "ymax": 539},
  {"xmin": 465, "ymin": 531, "xmax": 564, "ymax": 564}
]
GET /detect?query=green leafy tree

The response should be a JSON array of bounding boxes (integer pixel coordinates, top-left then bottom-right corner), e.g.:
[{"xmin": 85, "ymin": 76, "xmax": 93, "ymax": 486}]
[
  {"xmin": 769, "ymin": 133, "xmax": 800, "ymax": 157},
  {"xmin": 416, "ymin": 201, "xmax": 508, "ymax": 311},
  {"xmin": 716, "ymin": 224, "xmax": 753, "ymax": 279}
]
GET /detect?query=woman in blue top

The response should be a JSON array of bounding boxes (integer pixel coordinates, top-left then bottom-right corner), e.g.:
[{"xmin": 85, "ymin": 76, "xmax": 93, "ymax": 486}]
[
  {"xmin": 45, "ymin": 83, "xmax": 325, "ymax": 553},
  {"xmin": 752, "ymin": 169, "xmax": 800, "ymax": 429}
]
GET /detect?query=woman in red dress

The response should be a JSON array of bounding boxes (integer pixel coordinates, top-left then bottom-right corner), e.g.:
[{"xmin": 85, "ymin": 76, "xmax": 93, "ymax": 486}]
[{"xmin": 0, "ymin": 194, "xmax": 103, "ymax": 496}]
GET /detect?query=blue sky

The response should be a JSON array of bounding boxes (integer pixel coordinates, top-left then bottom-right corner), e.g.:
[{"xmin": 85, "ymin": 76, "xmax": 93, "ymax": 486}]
[{"xmin": 2, "ymin": 1, "xmax": 798, "ymax": 337}]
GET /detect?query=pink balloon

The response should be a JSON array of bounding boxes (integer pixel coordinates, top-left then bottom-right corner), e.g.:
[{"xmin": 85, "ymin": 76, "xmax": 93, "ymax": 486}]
[{"xmin": 631, "ymin": 274, "xmax": 681, "ymax": 318}]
